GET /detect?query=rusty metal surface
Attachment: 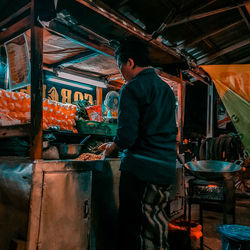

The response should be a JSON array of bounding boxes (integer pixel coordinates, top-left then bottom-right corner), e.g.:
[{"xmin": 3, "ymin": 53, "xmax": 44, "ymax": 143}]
[
  {"xmin": 73, "ymin": 54, "xmax": 120, "ymax": 75},
  {"xmin": 0, "ymin": 158, "xmax": 33, "ymax": 250},
  {"xmin": 27, "ymin": 160, "xmax": 98, "ymax": 250},
  {"xmin": 0, "ymin": 158, "xmax": 33, "ymax": 210},
  {"xmin": 0, "ymin": 159, "xmax": 106, "ymax": 250},
  {"xmin": 0, "ymin": 157, "xmax": 185, "ymax": 250},
  {"xmin": 39, "ymin": 171, "xmax": 92, "ymax": 250}
]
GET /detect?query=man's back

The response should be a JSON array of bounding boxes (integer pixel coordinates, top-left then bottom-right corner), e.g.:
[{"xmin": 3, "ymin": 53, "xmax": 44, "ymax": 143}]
[{"xmin": 114, "ymin": 68, "xmax": 177, "ymax": 184}]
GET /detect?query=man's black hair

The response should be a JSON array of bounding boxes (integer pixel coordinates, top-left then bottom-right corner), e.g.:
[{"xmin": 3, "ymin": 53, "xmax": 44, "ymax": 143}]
[{"xmin": 114, "ymin": 36, "xmax": 150, "ymax": 67}]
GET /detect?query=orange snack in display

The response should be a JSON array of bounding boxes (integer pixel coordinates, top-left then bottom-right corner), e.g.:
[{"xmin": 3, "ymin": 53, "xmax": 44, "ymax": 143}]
[
  {"xmin": 76, "ymin": 153, "xmax": 103, "ymax": 161},
  {"xmin": 0, "ymin": 91, "xmax": 77, "ymax": 131}
]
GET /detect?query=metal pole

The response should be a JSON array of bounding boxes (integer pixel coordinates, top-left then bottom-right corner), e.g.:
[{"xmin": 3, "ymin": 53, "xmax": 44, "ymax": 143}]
[{"xmin": 206, "ymin": 83, "xmax": 214, "ymax": 138}]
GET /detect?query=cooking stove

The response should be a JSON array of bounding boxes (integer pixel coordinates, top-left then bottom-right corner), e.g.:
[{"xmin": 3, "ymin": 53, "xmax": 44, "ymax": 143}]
[
  {"xmin": 187, "ymin": 177, "xmax": 236, "ymax": 250},
  {"xmin": 190, "ymin": 180, "xmax": 224, "ymax": 201}
]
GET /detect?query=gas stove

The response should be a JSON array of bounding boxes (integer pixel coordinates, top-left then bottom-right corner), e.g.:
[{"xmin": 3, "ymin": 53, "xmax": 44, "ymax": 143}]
[{"xmin": 190, "ymin": 180, "xmax": 224, "ymax": 201}]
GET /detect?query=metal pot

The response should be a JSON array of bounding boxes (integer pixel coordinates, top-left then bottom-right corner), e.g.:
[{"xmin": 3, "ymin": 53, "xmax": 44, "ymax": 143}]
[
  {"xmin": 55, "ymin": 135, "xmax": 91, "ymax": 159},
  {"xmin": 57, "ymin": 144, "xmax": 83, "ymax": 159},
  {"xmin": 184, "ymin": 160, "xmax": 242, "ymax": 181}
]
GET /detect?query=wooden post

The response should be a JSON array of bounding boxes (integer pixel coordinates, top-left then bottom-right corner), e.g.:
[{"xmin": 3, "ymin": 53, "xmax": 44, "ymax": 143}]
[
  {"xmin": 96, "ymin": 87, "xmax": 103, "ymax": 106},
  {"xmin": 177, "ymin": 71, "xmax": 186, "ymax": 154},
  {"xmin": 30, "ymin": 0, "xmax": 43, "ymax": 159}
]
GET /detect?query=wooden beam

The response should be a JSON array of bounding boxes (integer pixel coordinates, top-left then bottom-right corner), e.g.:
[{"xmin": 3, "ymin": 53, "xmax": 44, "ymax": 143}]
[
  {"xmin": 30, "ymin": 0, "xmax": 43, "ymax": 160},
  {"xmin": 0, "ymin": 3, "xmax": 31, "ymax": 28},
  {"xmin": 191, "ymin": 0, "xmax": 217, "ymax": 13},
  {"xmin": 0, "ymin": 124, "xmax": 31, "ymax": 138},
  {"xmin": 0, "ymin": 16, "xmax": 31, "ymax": 44},
  {"xmin": 156, "ymin": 70, "xmax": 185, "ymax": 85},
  {"xmin": 186, "ymin": 69, "xmax": 211, "ymax": 85},
  {"xmin": 96, "ymin": 87, "xmax": 103, "ymax": 105},
  {"xmin": 163, "ymin": 2, "xmax": 250, "ymax": 29},
  {"xmin": 198, "ymin": 39, "xmax": 250, "ymax": 64},
  {"xmin": 107, "ymin": 74, "xmax": 123, "ymax": 82},
  {"xmin": 233, "ymin": 55, "xmax": 250, "ymax": 63},
  {"xmin": 238, "ymin": 6, "xmax": 250, "ymax": 30},
  {"xmin": 75, "ymin": 0, "xmax": 182, "ymax": 60},
  {"xmin": 107, "ymin": 81, "xmax": 124, "ymax": 89},
  {"xmin": 46, "ymin": 50, "xmax": 99, "ymax": 68},
  {"xmin": 179, "ymin": 20, "xmax": 244, "ymax": 49}
]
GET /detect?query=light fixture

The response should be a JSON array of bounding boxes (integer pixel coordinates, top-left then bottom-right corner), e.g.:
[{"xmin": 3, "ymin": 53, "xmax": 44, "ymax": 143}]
[
  {"xmin": 57, "ymin": 71, "xmax": 107, "ymax": 88},
  {"xmin": 47, "ymin": 77, "xmax": 93, "ymax": 91}
]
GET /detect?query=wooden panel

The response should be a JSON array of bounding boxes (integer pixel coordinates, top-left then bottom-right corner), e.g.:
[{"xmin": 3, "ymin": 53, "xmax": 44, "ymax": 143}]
[{"xmin": 0, "ymin": 124, "xmax": 31, "ymax": 138}]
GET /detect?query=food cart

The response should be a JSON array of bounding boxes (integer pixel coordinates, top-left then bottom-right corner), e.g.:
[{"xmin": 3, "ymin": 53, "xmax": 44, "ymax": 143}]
[{"xmin": 0, "ymin": 1, "xmax": 218, "ymax": 250}]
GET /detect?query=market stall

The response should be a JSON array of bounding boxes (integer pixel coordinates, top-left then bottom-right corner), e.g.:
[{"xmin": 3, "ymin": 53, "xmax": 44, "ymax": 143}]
[
  {"xmin": 0, "ymin": 2, "xmax": 112, "ymax": 250},
  {"xmin": 2, "ymin": 1, "xmax": 249, "ymax": 250},
  {"xmin": 0, "ymin": 1, "xmax": 186, "ymax": 249}
]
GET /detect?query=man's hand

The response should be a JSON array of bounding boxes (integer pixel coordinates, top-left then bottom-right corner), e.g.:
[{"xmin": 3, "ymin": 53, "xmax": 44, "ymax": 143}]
[
  {"xmin": 104, "ymin": 142, "xmax": 118, "ymax": 157},
  {"xmin": 98, "ymin": 143, "xmax": 109, "ymax": 152},
  {"xmin": 98, "ymin": 142, "xmax": 118, "ymax": 157}
]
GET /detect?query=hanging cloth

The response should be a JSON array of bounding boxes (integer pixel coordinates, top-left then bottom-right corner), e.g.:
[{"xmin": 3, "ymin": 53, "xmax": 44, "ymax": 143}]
[{"xmin": 201, "ymin": 65, "xmax": 250, "ymax": 155}]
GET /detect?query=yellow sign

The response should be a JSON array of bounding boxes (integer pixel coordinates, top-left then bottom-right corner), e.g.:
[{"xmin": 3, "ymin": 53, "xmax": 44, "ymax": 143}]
[
  {"xmin": 19, "ymin": 84, "xmax": 94, "ymax": 105},
  {"xmin": 48, "ymin": 87, "xmax": 59, "ymax": 101}
]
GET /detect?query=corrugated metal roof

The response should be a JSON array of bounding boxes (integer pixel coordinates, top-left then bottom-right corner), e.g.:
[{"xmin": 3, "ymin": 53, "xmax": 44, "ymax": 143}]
[
  {"xmin": 101, "ymin": 0, "xmax": 250, "ymax": 65},
  {"xmin": 0, "ymin": 0, "xmax": 249, "ymax": 86}
]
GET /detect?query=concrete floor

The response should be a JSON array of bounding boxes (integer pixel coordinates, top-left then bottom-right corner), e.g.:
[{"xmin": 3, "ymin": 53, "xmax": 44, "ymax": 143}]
[{"xmin": 190, "ymin": 195, "xmax": 250, "ymax": 250}]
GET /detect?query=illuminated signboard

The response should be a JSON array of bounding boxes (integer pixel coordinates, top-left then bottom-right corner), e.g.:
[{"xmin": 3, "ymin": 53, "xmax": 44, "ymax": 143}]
[{"xmin": 19, "ymin": 76, "xmax": 96, "ymax": 105}]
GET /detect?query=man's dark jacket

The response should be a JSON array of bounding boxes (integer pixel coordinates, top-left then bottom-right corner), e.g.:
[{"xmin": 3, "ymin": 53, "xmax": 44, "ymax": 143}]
[{"xmin": 114, "ymin": 68, "xmax": 177, "ymax": 184}]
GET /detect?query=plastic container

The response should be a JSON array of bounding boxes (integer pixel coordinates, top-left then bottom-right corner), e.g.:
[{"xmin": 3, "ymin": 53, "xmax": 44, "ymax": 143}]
[
  {"xmin": 75, "ymin": 120, "xmax": 117, "ymax": 136},
  {"xmin": 168, "ymin": 219, "xmax": 202, "ymax": 250},
  {"xmin": 218, "ymin": 225, "xmax": 250, "ymax": 250}
]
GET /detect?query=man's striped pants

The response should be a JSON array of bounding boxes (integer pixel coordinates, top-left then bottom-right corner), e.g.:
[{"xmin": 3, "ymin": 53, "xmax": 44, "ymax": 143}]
[{"xmin": 117, "ymin": 171, "xmax": 173, "ymax": 250}]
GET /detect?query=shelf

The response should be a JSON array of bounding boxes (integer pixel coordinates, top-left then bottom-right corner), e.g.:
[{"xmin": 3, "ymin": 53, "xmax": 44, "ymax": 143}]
[
  {"xmin": 0, "ymin": 124, "xmax": 31, "ymax": 138},
  {"xmin": 44, "ymin": 130, "xmax": 114, "ymax": 138}
]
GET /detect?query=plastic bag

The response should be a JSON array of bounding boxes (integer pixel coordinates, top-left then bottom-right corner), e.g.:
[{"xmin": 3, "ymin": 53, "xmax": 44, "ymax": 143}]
[
  {"xmin": 85, "ymin": 105, "xmax": 102, "ymax": 122},
  {"xmin": 0, "ymin": 112, "xmax": 21, "ymax": 126}
]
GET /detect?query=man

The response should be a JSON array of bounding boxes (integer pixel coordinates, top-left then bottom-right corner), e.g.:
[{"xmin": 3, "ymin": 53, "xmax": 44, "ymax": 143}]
[{"xmin": 103, "ymin": 36, "xmax": 177, "ymax": 250}]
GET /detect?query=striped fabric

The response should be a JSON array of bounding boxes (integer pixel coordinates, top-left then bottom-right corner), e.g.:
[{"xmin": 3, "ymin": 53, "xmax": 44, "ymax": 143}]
[
  {"xmin": 117, "ymin": 171, "xmax": 172, "ymax": 250},
  {"xmin": 141, "ymin": 183, "xmax": 171, "ymax": 250}
]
